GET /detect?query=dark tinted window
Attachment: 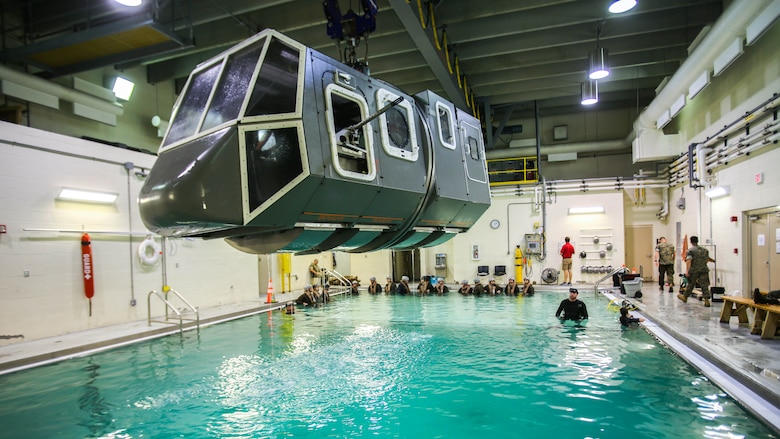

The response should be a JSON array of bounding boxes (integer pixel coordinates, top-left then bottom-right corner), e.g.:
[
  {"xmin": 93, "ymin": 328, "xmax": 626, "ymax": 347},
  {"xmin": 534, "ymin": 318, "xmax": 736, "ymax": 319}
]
[
  {"xmin": 202, "ymin": 43, "xmax": 265, "ymax": 131},
  {"xmin": 331, "ymin": 94, "xmax": 369, "ymax": 175},
  {"xmin": 245, "ymin": 38, "xmax": 300, "ymax": 116},
  {"xmin": 438, "ymin": 106, "xmax": 453, "ymax": 145},
  {"xmin": 245, "ymin": 127, "xmax": 303, "ymax": 211},
  {"xmin": 385, "ymin": 107, "xmax": 410, "ymax": 149},
  {"xmin": 468, "ymin": 136, "xmax": 480, "ymax": 160},
  {"xmin": 165, "ymin": 63, "xmax": 222, "ymax": 146}
]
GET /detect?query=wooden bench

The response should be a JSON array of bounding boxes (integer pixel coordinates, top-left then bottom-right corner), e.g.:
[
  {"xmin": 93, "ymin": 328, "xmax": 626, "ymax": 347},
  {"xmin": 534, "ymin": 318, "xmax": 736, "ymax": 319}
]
[{"xmin": 720, "ymin": 295, "xmax": 780, "ymax": 339}]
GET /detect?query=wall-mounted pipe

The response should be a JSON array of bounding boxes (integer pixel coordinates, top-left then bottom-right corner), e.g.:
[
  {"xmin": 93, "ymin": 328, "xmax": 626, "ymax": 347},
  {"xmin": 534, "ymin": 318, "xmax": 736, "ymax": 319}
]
[
  {"xmin": 0, "ymin": 65, "xmax": 123, "ymax": 116},
  {"xmin": 657, "ymin": 188, "xmax": 669, "ymax": 219},
  {"xmin": 486, "ymin": 139, "xmax": 628, "ymax": 159}
]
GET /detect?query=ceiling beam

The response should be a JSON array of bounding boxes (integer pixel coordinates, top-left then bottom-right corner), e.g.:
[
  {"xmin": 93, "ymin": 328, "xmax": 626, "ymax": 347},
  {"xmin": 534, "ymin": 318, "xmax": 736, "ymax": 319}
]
[{"xmin": 386, "ymin": 0, "xmax": 469, "ymax": 110}]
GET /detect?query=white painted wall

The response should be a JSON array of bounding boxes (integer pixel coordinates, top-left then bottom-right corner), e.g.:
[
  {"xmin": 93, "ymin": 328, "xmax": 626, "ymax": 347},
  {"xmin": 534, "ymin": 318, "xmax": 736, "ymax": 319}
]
[
  {"xmin": 423, "ymin": 190, "xmax": 626, "ymax": 286},
  {"xmin": 0, "ymin": 123, "xmax": 259, "ymax": 345}
]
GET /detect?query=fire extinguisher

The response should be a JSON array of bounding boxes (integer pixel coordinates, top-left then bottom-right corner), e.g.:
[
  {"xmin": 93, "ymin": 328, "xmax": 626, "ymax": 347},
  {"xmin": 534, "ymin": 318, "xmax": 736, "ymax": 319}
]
[{"xmin": 81, "ymin": 233, "xmax": 94, "ymax": 316}]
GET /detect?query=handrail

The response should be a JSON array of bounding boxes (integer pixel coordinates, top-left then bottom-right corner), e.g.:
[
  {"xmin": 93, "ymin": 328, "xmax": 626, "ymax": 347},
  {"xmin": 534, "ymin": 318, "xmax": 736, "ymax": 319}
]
[
  {"xmin": 147, "ymin": 289, "xmax": 200, "ymax": 333},
  {"xmin": 322, "ymin": 268, "xmax": 351, "ymax": 287},
  {"xmin": 593, "ymin": 267, "xmax": 628, "ymax": 293}
]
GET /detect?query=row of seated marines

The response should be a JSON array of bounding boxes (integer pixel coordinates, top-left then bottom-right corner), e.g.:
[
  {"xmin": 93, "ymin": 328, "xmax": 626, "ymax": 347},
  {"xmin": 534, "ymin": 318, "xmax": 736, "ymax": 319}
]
[
  {"xmin": 294, "ymin": 276, "xmax": 536, "ymax": 307},
  {"xmin": 288, "ymin": 277, "xmax": 643, "ymax": 328}
]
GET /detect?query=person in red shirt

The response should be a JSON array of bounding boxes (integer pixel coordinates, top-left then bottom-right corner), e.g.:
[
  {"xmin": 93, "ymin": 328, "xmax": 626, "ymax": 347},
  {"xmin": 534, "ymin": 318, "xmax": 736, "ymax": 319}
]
[{"xmin": 559, "ymin": 236, "xmax": 575, "ymax": 285}]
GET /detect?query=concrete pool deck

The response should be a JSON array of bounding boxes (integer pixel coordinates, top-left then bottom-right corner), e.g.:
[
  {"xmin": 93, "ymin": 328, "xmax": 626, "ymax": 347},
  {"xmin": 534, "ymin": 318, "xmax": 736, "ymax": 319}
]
[{"xmin": 0, "ymin": 284, "xmax": 778, "ymax": 432}]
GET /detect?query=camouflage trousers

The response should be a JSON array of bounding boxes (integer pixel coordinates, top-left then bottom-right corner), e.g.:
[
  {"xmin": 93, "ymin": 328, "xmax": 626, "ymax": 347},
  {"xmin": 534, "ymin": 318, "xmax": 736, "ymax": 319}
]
[
  {"xmin": 658, "ymin": 264, "xmax": 674, "ymax": 286},
  {"xmin": 683, "ymin": 270, "xmax": 710, "ymax": 299}
]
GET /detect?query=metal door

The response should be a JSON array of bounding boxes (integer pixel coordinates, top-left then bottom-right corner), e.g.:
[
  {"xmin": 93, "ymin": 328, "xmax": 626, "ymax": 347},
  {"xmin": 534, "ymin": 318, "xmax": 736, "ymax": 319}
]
[
  {"xmin": 749, "ymin": 208, "xmax": 780, "ymax": 291},
  {"xmin": 625, "ymin": 225, "xmax": 653, "ymax": 280}
]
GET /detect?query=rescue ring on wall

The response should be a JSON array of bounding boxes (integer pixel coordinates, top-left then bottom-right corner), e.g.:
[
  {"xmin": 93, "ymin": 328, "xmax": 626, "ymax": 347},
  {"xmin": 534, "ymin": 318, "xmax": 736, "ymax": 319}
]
[{"xmin": 138, "ymin": 236, "xmax": 161, "ymax": 265}]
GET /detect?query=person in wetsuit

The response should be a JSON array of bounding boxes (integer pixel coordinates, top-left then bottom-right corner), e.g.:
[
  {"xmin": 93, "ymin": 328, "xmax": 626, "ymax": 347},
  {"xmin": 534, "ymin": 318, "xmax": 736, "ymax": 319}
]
[{"xmin": 555, "ymin": 288, "xmax": 589, "ymax": 321}]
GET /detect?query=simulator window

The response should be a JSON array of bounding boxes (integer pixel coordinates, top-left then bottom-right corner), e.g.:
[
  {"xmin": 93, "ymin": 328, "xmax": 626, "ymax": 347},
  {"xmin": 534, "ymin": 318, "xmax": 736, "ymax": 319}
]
[
  {"xmin": 245, "ymin": 37, "xmax": 301, "ymax": 117},
  {"xmin": 202, "ymin": 42, "xmax": 265, "ymax": 131},
  {"xmin": 376, "ymin": 89, "xmax": 418, "ymax": 162},
  {"xmin": 244, "ymin": 126, "xmax": 303, "ymax": 211},
  {"xmin": 436, "ymin": 101, "xmax": 456, "ymax": 150},
  {"xmin": 164, "ymin": 63, "xmax": 222, "ymax": 146},
  {"xmin": 325, "ymin": 84, "xmax": 375, "ymax": 182}
]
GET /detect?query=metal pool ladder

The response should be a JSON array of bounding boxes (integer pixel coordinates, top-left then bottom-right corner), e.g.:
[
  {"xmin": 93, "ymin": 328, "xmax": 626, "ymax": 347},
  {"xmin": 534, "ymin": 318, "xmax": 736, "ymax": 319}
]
[
  {"xmin": 147, "ymin": 288, "xmax": 200, "ymax": 333},
  {"xmin": 593, "ymin": 267, "xmax": 628, "ymax": 293}
]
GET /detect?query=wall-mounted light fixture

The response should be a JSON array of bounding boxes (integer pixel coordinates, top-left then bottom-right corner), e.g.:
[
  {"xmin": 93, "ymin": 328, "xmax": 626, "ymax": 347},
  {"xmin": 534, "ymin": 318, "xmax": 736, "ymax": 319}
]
[
  {"xmin": 704, "ymin": 185, "xmax": 730, "ymax": 199},
  {"xmin": 110, "ymin": 76, "xmax": 135, "ymax": 101},
  {"xmin": 581, "ymin": 80, "xmax": 598, "ymax": 105},
  {"xmin": 608, "ymin": 0, "xmax": 637, "ymax": 14},
  {"xmin": 568, "ymin": 206, "xmax": 605, "ymax": 215},
  {"xmin": 58, "ymin": 188, "xmax": 118, "ymax": 204},
  {"xmin": 151, "ymin": 115, "xmax": 169, "ymax": 138}
]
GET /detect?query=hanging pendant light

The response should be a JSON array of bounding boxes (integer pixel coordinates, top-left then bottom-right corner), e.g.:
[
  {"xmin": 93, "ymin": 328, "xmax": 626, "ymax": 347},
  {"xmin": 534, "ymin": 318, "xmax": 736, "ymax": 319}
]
[
  {"xmin": 581, "ymin": 81, "xmax": 598, "ymax": 106},
  {"xmin": 588, "ymin": 47, "xmax": 609, "ymax": 79}
]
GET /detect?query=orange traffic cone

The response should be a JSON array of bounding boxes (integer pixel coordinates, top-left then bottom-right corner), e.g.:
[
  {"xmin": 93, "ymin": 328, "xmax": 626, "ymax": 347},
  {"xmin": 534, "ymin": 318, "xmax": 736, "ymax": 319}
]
[{"xmin": 265, "ymin": 278, "xmax": 276, "ymax": 303}]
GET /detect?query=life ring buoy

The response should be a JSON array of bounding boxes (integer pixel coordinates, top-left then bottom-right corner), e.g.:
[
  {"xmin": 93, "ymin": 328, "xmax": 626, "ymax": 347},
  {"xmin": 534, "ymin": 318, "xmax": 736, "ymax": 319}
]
[{"xmin": 138, "ymin": 236, "xmax": 161, "ymax": 265}]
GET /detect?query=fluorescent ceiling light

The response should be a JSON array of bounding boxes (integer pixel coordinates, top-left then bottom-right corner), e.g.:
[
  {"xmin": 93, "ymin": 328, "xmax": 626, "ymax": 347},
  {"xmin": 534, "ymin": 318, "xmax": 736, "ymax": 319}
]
[
  {"xmin": 111, "ymin": 77, "xmax": 135, "ymax": 101},
  {"xmin": 568, "ymin": 206, "xmax": 605, "ymax": 215},
  {"xmin": 704, "ymin": 185, "xmax": 730, "ymax": 199},
  {"xmin": 114, "ymin": 0, "xmax": 142, "ymax": 6},
  {"xmin": 58, "ymin": 188, "xmax": 118, "ymax": 204},
  {"xmin": 608, "ymin": 0, "xmax": 637, "ymax": 14}
]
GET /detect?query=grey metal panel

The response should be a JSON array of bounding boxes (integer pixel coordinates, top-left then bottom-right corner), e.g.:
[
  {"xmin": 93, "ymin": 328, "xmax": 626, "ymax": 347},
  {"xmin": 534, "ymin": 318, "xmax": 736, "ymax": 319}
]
[
  {"xmin": 139, "ymin": 126, "xmax": 242, "ymax": 236},
  {"xmin": 415, "ymin": 90, "xmax": 469, "ymax": 202}
]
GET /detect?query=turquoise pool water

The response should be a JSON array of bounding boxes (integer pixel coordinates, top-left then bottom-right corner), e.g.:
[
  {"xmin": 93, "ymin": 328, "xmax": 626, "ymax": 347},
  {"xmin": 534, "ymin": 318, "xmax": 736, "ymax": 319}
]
[{"xmin": 0, "ymin": 292, "xmax": 774, "ymax": 438}]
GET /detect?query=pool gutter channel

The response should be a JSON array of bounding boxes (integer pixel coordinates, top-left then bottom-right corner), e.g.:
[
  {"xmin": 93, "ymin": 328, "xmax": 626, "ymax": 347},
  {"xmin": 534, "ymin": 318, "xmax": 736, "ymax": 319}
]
[
  {"xmin": 0, "ymin": 288, "xmax": 353, "ymax": 376},
  {"xmin": 601, "ymin": 290, "xmax": 780, "ymax": 434}
]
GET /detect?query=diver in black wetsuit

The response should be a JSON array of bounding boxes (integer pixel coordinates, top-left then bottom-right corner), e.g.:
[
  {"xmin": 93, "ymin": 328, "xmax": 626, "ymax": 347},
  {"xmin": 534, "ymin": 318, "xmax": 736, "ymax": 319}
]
[{"xmin": 555, "ymin": 288, "xmax": 589, "ymax": 321}]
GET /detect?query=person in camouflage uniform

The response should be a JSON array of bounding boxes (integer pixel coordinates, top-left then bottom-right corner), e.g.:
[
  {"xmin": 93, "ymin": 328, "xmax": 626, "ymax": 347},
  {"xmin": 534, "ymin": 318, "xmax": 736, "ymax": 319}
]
[
  {"xmin": 654, "ymin": 236, "xmax": 676, "ymax": 292},
  {"xmin": 678, "ymin": 236, "xmax": 715, "ymax": 307}
]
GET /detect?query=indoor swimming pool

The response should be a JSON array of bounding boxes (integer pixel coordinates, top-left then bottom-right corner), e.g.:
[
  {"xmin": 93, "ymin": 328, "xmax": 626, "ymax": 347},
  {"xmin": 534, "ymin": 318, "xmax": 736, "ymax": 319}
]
[{"xmin": 0, "ymin": 291, "xmax": 774, "ymax": 438}]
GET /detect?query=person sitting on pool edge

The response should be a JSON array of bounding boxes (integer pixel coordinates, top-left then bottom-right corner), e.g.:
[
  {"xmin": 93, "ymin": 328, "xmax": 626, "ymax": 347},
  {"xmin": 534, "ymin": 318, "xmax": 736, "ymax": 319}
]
[
  {"xmin": 504, "ymin": 278, "xmax": 520, "ymax": 296},
  {"xmin": 433, "ymin": 278, "xmax": 449, "ymax": 295},
  {"xmin": 472, "ymin": 278, "xmax": 485, "ymax": 296},
  {"xmin": 396, "ymin": 276, "xmax": 411, "ymax": 295},
  {"xmin": 319, "ymin": 284, "xmax": 331, "ymax": 304},
  {"xmin": 486, "ymin": 278, "xmax": 502, "ymax": 296},
  {"xmin": 555, "ymin": 288, "xmax": 589, "ymax": 322},
  {"xmin": 295, "ymin": 284, "xmax": 316, "ymax": 306},
  {"xmin": 384, "ymin": 276, "xmax": 396, "ymax": 295},
  {"xmin": 458, "ymin": 279, "xmax": 472, "ymax": 295},
  {"xmin": 367, "ymin": 277, "xmax": 382, "ymax": 295},
  {"xmin": 417, "ymin": 277, "xmax": 433, "ymax": 295},
  {"xmin": 619, "ymin": 306, "xmax": 645, "ymax": 327},
  {"xmin": 521, "ymin": 278, "xmax": 535, "ymax": 296}
]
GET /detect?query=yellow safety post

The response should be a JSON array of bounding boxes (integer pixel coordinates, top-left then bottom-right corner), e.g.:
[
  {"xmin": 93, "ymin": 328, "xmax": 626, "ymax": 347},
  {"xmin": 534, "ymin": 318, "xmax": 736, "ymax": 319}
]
[{"xmin": 278, "ymin": 253, "xmax": 291, "ymax": 293}]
